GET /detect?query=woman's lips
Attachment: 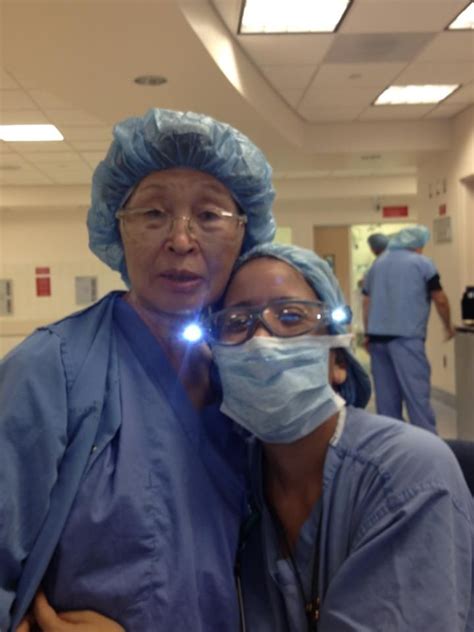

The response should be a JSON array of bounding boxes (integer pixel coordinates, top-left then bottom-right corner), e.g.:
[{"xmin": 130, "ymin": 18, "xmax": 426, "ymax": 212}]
[{"xmin": 159, "ymin": 270, "xmax": 204, "ymax": 292}]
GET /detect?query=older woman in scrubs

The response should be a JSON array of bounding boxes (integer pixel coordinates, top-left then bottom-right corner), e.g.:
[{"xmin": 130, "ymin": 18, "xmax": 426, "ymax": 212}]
[
  {"xmin": 0, "ymin": 108, "xmax": 275, "ymax": 631},
  {"xmin": 209, "ymin": 243, "xmax": 473, "ymax": 631}
]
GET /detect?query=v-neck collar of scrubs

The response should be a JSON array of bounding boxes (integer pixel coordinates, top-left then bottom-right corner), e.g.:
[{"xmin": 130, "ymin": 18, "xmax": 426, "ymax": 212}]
[{"xmin": 113, "ymin": 296, "xmax": 246, "ymax": 501}]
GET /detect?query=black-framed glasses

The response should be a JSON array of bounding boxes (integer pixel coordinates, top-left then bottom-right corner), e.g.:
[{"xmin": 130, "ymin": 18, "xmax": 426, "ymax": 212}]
[
  {"xmin": 206, "ymin": 299, "xmax": 352, "ymax": 346},
  {"xmin": 115, "ymin": 206, "xmax": 247, "ymax": 242}
]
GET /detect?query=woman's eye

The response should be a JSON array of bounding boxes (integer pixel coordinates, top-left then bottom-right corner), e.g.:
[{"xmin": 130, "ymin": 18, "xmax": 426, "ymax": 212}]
[
  {"xmin": 277, "ymin": 308, "xmax": 308, "ymax": 326},
  {"xmin": 143, "ymin": 208, "xmax": 167, "ymax": 221},
  {"xmin": 196, "ymin": 208, "xmax": 222, "ymax": 223},
  {"xmin": 223, "ymin": 313, "xmax": 251, "ymax": 332}
]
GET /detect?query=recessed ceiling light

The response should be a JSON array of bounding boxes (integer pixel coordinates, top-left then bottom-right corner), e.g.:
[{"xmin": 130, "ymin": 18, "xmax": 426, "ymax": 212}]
[
  {"xmin": 0, "ymin": 124, "xmax": 64, "ymax": 142},
  {"xmin": 374, "ymin": 84, "xmax": 459, "ymax": 105},
  {"xmin": 239, "ymin": 0, "xmax": 351, "ymax": 34},
  {"xmin": 448, "ymin": 2, "xmax": 474, "ymax": 30},
  {"xmin": 134, "ymin": 75, "xmax": 168, "ymax": 86}
]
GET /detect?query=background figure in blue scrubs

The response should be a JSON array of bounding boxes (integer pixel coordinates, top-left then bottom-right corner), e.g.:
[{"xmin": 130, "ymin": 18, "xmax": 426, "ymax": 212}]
[
  {"xmin": 0, "ymin": 108, "xmax": 276, "ymax": 632},
  {"xmin": 362, "ymin": 225, "xmax": 455, "ymax": 433},
  {"xmin": 209, "ymin": 243, "xmax": 473, "ymax": 632}
]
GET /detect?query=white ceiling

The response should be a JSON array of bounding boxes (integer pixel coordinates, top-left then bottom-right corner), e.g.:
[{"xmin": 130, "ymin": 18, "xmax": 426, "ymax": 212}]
[{"xmin": 0, "ymin": 0, "xmax": 472, "ymax": 190}]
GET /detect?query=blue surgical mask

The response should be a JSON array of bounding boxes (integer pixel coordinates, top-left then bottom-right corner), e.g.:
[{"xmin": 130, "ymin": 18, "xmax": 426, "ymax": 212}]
[{"xmin": 212, "ymin": 334, "xmax": 351, "ymax": 444}]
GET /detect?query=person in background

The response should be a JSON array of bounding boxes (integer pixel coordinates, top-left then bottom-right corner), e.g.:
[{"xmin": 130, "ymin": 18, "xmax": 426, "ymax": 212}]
[
  {"xmin": 362, "ymin": 225, "xmax": 455, "ymax": 434},
  {"xmin": 208, "ymin": 242, "xmax": 473, "ymax": 631},
  {"xmin": 367, "ymin": 232, "xmax": 388, "ymax": 258},
  {"xmin": 0, "ymin": 108, "xmax": 276, "ymax": 632}
]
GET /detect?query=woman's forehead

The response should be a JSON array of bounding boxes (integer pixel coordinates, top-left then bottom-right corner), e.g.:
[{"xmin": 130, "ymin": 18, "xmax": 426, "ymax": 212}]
[
  {"xmin": 225, "ymin": 257, "xmax": 318, "ymax": 305},
  {"xmin": 131, "ymin": 168, "xmax": 233, "ymax": 198}
]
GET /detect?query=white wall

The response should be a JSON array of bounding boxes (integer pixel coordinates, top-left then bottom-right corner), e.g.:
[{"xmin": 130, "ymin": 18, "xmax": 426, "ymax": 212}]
[{"xmin": 417, "ymin": 105, "xmax": 474, "ymax": 395}]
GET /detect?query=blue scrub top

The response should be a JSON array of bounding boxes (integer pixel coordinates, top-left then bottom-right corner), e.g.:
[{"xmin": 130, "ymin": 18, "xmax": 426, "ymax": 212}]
[
  {"xmin": 364, "ymin": 249, "xmax": 438, "ymax": 338},
  {"xmin": 42, "ymin": 298, "xmax": 247, "ymax": 631},
  {"xmin": 240, "ymin": 407, "xmax": 474, "ymax": 631}
]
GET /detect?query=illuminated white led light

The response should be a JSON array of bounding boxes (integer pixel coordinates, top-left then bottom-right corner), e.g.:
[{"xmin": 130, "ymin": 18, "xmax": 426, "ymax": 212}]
[
  {"xmin": 448, "ymin": 2, "xmax": 474, "ymax": 30},
  {"xmin": 375, "ymin": 85, "xmax": 459, "ymax": 105},
  {"xmin": 0, "ymin": 124, "xmax": 64, "ymax": 142},
  {"xmin": 181, "ymin": 323, "xmax": 204, "ymax": 343},
  {"xmin": 331, "ymin": 307, "xmax": 348, "ymax": 324},
  {"xmin": 240, "ymin": 0, "xmax": 351, "ymax": 33}
]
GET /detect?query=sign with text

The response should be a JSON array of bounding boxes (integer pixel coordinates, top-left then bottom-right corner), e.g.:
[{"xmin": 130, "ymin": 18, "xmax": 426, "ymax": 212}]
[{"xmin": 382, "ymin": 205, "xmax": 409, "ymax": 218}]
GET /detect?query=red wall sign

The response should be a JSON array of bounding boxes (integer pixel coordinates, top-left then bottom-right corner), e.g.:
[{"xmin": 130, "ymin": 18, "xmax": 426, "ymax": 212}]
[
  {"xmin": 439, "ymin": 204, "xmax": 447, "ymax": 216},
  {"xmin": 382, "ymin": 205, "xmax": 409, "ymax": 218},
  {"xmin": 35, "ymin": 266, "xmax": 51, "ymax": 297},
  {"xmin": 36, "ymin": 277, "xmax": 51, "ymax": 297}
]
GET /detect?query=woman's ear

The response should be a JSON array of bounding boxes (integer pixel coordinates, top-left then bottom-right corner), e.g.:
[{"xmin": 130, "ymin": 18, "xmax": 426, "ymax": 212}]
[{"xmin": 330, "ymin": 350, "xmax": 348, "ymax": 386}]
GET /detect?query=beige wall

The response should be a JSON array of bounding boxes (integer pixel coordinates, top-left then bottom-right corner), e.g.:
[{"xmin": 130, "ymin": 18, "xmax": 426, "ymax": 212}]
[
  {"xmin": 417, "ymin": 106, "xmax": 474, "ymax": 395},
  {"xmin": 0, "ymin": 206, "xmax": 125, "ymax": 356}
]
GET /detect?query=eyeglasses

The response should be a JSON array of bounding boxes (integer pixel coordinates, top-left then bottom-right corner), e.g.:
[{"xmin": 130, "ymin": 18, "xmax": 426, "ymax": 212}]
[
  {"xmin": 206, "ymin": 299, "xmax": 352, "ymax": 346},
  {"xmin": 115, "ymin": 206, "xmax": 247, "ymax": 242}
]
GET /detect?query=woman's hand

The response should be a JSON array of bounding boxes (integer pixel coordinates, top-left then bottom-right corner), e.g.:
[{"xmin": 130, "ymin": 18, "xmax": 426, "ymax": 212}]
[{"xmin": 16, "ymin": 592, "xmax": 125, "ymax": 632}]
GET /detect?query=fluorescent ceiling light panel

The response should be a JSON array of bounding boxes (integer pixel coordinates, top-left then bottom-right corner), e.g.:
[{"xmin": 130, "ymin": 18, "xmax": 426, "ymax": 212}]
[
  {"xmin": 239, "ymin": 0, "xmax": 351, "ymax": 33},
  {"xmin": 375, "ymin": 85, "xmax": 459, "ymax": 105},
  {"xmin": 0, "ymin": 124, "xmax": 64, "ymax": 142},
  {"xmin": 448, "ymin": 2, "xmax": 474, "ymax": 30}
]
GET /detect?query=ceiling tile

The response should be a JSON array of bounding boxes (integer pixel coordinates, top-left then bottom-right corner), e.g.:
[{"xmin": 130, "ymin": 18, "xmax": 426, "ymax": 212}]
[
  {"xmin": 444, "ymin": 82, "xmax": 474, "ymax": 103},
  {"xmin": 313, "ymin": 62, "xmax": 405, "ymax": 88},
  {"xmin": 359, "ymin": 104, "xmax": 435, "ymax": 119},
  {"xmin": 301, "ymin": 84, "xmax": 381, "ymax": 107},
  {"xmin": 43, "ymin": 109, "xmax": 108, "ymax": 126},
  {"xmin": 28, "ymin": 90, "xmax": 75, "ymax": 110},
  {"xmin": 324, "ymin": 33, "xmax": 436, "ymax": 63},
  {"xmin": 260, "ymin": 64, "xmax": 316, "ymax": 91},
  {"xmin": 298, "ymin": 105, "xmax": 366, "ymax": 122},
  {"xmin": 59, "ymin": 126, "xmax": 113, "ymax": 141},
  {"xmin": 426, "ymin": 102, "xmax": 470, "ymax": 118},
  {"xmin": 0, "ymin": 165, "xmax": 53, "ymax": 185},
  {"xmin": 7, "ymin": 140, "xmax": 70, "ymax": 153},
  {"xmin": 38, "ymin": 162, "xmax": 93, "ymax": 185},
  {"xmin": 395, "ymin": 61, "xmax": 474, "ymax": 84},
  {"xmin": 0, "ymin": 109, "xmax": 49, "ymax": 124},
  {"xmin": 0, "ymin": 90, "xmax": 38, "ymax": 110},
  {"xmin": 239, "ymin": 34, "xmax": 334, "ymax": 65},
  {"xmin": 415, "ymin": 31, "xmax": 474, "ymax": 62},
  {"xmin": 341, "ymin": 1, "xmax": 468, "ymax": 33},
  {"xmin": 69, "ymin": 140, "xmax": 112, "ymax": 152},
  {"xmin": 278, "ymin": 89, "xmax": 307, "ymax": 108},
  {"xmin": 0, "ymin": 69, "xmax": 20, "ymax": 90},
  {"xmin": 18, "ymin": 151, "xmax": 81, "ymax": 163}
]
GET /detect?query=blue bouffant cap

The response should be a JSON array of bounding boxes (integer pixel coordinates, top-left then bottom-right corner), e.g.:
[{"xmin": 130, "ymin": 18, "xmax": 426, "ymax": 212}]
[
  {"xmin": 388, "ymin": 225, "xmax": 430, "ymax": 250},
  {"xmin": 87, "ymin": 108, "xmax": 276, "ymax": 282},
  {"xmin": 233, "ymin": 243, "xmax": 372, "ymax": 409},
  {"xmin": 367, "ymin": 233, "xmax": 389, "ymax": 254}
]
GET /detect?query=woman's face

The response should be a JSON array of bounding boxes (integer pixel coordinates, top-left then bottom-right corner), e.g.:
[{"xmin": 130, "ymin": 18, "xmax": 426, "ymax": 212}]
[
  {"xmin": 120, "ymin": 168, "xmax": 245, "ymax": 316},
  {"xmin": 223, "ymin": 257, "xmax": 347, "ymax": 385}
]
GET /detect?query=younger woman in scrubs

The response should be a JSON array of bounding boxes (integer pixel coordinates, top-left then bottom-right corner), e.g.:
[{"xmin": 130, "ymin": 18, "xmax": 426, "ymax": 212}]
[{"xmin": 209, "ymin": 243, "xmax": 473, "ymax": 632}]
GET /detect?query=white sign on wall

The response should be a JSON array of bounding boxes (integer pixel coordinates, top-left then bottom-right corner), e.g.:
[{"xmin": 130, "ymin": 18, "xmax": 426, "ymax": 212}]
[
  {"xmin": 75, "ymin": 276, "xmax": 98, "ymax": 305},
  {"xmin": 433, "ymin": 216, "xmax": 452, "ymax": 244}
]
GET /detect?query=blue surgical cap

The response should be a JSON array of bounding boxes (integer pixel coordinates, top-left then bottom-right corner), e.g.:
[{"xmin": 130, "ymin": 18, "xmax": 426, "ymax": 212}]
[
  {"xmin": 388, "ymin": 225, "xmax": 430, "ymax": 250},
  {"xmin": 87, "ymin": 108, "xmax": 276, "ymax": 281},
  {"xmin": 367, "ymin": 233, "xmax": 389, "ymax": 253},
  {"xmin": 233, "ymin": 243, "xmax": 372, "ymax": 409}
]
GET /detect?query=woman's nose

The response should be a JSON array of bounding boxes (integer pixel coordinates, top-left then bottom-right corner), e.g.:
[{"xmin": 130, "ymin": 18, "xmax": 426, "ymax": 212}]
[
  {"xmin": 253, "ymin": 320, "xmax": 273, "ymax": 338},
  {"xmin": 165, "ymin": 217, "xmax": 197, "ymax": 253}
]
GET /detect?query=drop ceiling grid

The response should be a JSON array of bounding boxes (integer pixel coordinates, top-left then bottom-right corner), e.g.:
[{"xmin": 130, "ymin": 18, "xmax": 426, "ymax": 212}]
[
  {"xmin": 235, "ymin": 1, "xmax": 473, "ymax": 123},
  {"xmin": 0, "ymin": 67, "xmax": 112, "ymax": 185}
]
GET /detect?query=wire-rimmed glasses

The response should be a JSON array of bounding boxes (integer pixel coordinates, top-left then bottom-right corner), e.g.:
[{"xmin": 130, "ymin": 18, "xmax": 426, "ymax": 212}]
[{"xmin": 116, "ymin": 206, "xmax": 247, "ymax": 243}]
